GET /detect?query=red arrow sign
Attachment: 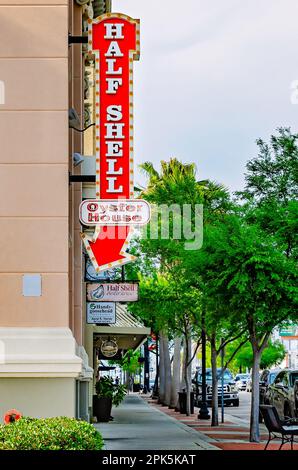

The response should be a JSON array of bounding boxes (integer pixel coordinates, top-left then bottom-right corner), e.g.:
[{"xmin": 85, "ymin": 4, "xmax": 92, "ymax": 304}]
[{"xmin": 81, "ymin": 13, "xmax": 140, "ymax": 272}]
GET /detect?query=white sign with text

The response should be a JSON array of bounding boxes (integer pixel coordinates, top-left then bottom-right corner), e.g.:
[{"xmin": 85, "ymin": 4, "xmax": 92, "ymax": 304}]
[
  {"xmin": 87, "ymin": 302, "xmax": 116, "ymax": 324},
  {"xmin": 80, "ymin": 199, "xmax": 150, "ymax": 226},
  {"xmin": 87, "ymin": 283, "xmax": 139, "ymax": 302}
]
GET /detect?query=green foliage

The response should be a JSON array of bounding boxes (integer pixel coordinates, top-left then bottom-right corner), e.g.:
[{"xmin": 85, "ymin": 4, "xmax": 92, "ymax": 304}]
[
  {"xmin": 95, "ymin": 376, "xmax": 127, "ymax": 407},
  {"xmin": 112, "ymin": 384, "xmax": 127, "ymax": 407},
  {"xmin": 121, "ymin": 349, "xmax": 142, "ymax": 375},
  {"xmin": 132, "ymin": 135, "xmax": 297, "ymax": 438},
  {"xmin": 238, "ymin": 127, "xmax": 298, "ymax": 260},
  {"xmin": 225, "ymin": 340, "xmax": 286, "ymax": 372},
  {"xmin": 260, "ymin": 340, "xmax": 286, "ymax": 370},
  {"xmin": 241, "ymin": 127, "xmax": 298, "ymax": 204},
  {"xmin": 95, "ymin": 375, "xmax": 114, "ymax": 399},
  {"xmin": 137, "ymin": 158, "xmax": 231, "ymax": 266},
  {"xmin": 188, "ymin": 216, "xmax": 297, "ymax": 340},
  {"xmin": 139, "ymin": 157, "xmax": 230, "ymax": 213},
  {"xmin": 0, "ymin": 417, "xmax": 103, "ymax": 450},
  {"xmin": 109, "ymin": 350, "xmax": 142, "ymax": 380},
  {"xmin": 128, "ymin": 158, "xmax": 231, "ymax": 339}
]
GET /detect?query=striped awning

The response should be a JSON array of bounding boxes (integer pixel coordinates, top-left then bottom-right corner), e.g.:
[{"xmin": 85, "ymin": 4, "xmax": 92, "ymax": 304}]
[{"xmin": 92, "ymin": 303, "xmax": 150, "ymax": 351}]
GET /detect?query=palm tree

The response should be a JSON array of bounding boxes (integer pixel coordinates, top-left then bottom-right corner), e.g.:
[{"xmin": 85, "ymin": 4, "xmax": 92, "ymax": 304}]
[{"xmin": 139, "ymin": 158, "xmax": 229, "ymax": 213}]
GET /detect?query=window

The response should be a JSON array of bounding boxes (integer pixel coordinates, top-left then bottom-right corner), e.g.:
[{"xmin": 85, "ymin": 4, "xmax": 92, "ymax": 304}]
[
  {"xmin": 290, "ymin": 372, "xmax": 298, "ymax": 387},
  {"xmin": 283, "ymin": 373, "xmax": 289, "ymax": 387},
  {"xmin": 274, "ymin": 372, "xmax": 285, "ymax": 385},
  {"xmin": 261, "ymin": 371, "xmax": 269, "ymax": 382},
  {"xmin": 269, "ymin": 372, "xmax": 278, "ymax": 384}
]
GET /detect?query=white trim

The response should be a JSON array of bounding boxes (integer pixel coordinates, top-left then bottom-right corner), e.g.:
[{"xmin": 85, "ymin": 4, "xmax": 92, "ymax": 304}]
[{"xmin": 0, "ymin": 328, "xmax": 82, "ymax": 378}]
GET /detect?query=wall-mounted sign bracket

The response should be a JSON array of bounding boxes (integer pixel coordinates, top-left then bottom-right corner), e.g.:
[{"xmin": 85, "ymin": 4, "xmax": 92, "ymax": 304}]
[
  {"xmin": 69, "ymin": 174, "xmax": 96, "ymax": 184},
  {"xmin": 68, "ymin": 34, "xmax": 88, "ymax": 45}
]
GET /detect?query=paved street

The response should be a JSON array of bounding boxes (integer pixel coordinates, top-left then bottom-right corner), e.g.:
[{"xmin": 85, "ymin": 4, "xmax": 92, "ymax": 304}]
[
  {"xmin": 193, "ymin": 391, "xmax": 251, "ymax": 423},
  {"xmin": 96, "ymin": 394, "xmax": 217, "ymax": 450},
  {"xmin": 225, "ymin": 391, "xmax": 251, "ymax": 423}
]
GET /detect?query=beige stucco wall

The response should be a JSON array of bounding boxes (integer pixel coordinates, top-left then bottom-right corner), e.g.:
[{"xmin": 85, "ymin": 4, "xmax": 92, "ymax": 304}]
[
  {"xmin": 0, "ymin": 378, "xmax": 76, "ymax": 418},
  {"xmin": 0, "ymin": 1, "xmax": 95, "ymax": 421},
  {"xmin": 0, "ymin": 0, "xmax": 69, "ymax": 327},
  {"xmin": 0, "ymin": 275, "xmax": 68, "ymax": 327}
]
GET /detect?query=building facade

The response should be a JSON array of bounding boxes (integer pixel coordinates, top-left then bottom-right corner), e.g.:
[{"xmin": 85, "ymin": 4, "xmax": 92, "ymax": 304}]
[
  {"xmin": 0, "ymin": 0, "xmax": 148, "ymax": 420},
  {"xmin": 273, "ymin": 325, "xmax": 298, "ymax": 370}
]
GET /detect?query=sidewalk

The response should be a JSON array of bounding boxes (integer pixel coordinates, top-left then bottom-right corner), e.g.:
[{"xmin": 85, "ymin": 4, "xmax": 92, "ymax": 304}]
[
  {"xmin": 95, "ymin": 394, "xmax": 218, "ymax": 450},
  {"xmin": 146, "ymin": 398, "xmax": 298, "ymax": 451}
]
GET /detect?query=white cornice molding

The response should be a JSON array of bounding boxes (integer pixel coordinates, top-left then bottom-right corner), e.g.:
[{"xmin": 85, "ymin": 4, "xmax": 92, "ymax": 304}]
[{"xmin": 0, "ymin": 328, "xmax": 83, "ymax": 378}]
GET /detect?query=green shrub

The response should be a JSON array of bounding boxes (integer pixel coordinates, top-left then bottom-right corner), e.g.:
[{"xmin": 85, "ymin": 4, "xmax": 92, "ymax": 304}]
[{"xmin": 0, "ymin": 417, "xmax": 103, "ymax": 450}]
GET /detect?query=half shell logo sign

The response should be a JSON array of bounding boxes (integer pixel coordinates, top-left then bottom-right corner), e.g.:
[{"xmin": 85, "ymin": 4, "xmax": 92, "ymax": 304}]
[{"xmin": 81, "ymin": 13, "xmax": 149, "ymax": 272}]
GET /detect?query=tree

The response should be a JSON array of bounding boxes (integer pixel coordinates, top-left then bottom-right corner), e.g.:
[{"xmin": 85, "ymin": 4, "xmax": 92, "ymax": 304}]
[
  {"xmin": 129, "ymin": 273, "xmax": 174, "ymax": 406},
  {"xmin": 181, "ymin": 223, "xmax": 248, "ymax": 426},
  {"xmin": 170, "ymin": 336, "xmax": 182, "ymax": 408},
  {"xmin": 241, "ymin": 128, "xmax": 297, "ymax": 204},
  {"xmin": 136, "ymin": 158, "xmax": 231, "ymax": 415},
  {"xmin": 130, "ymin": 270, "xmax": 201, "ymax": 414},
  {"xmin": 110, "ymin": 349, "xmax": 142, "ymax": 390},
  {"xmin": 233, "ymin": 128, "xmax": 298, "ymax": 439},
  {"xmin": 238, "ymin": 127, "xmax": 298, "ymax": 260},
  {"xmin": 196, "ymin": 216, "xmax": 297, "ymax": 441},
  {"xmin": 207, "ymin": 326, "xmax": 247, "ymax": 426}
]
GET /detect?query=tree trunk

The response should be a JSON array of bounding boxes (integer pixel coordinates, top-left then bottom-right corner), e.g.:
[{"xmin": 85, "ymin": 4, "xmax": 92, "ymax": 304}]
[
  {"xmin": 158, "ymin": 332, "xmax": 165, "ymax": 404},
  {"xmin": 211, "ymin": 338, "xmax": 219, "ymax": 426},
  {"xmin": 162, "ymin": 333, "xmax": 172, "ymax": 406},
  {"xmin": 124, "ymin": 371, "xmax": 129, "ymax": 392},
  {"xmin": 250, "ymin": 347, "xmax": 261, "ymax": 442},
  {"xmin": 152, "ymin": 370, "xmax": 159, "ymax": 398},
  {"xmin": 170, "ymin": 336, "xmax": 182, "ymax": 408},
  {"xmin": 181, "ymin": 337, "xmax": 186, "ymax": 391}
]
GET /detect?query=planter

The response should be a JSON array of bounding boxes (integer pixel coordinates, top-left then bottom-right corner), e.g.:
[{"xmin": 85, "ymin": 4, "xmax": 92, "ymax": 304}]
[
  {"xmin": 93, "ymin": 395, "xmax": 112, "ymax": 422},
  {"xmin": 133, "ymin": 383, "xmax": 141, "ymax": 392}
]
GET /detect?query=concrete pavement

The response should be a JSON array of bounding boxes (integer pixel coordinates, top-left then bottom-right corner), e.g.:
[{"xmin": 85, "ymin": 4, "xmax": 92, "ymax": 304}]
[{"xmin": 95, "ymin": 394, "xmax": 218, "ymax": 450}]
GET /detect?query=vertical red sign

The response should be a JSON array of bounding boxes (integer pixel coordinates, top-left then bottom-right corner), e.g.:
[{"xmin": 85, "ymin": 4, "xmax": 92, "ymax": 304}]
[{"xmin": 81, "ymin": 13, "xmax": 140, "ymax": 272}]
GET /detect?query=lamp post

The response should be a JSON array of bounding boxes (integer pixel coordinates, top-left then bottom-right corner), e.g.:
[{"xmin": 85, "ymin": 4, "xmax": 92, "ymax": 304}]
[
  {"xmin": 221, "ymin": 338, "xmax": 225, "ymax": 423},
  {"xmin": 143, "ymin": 340, "xmax": 150, "ymax": 394},
  {"xmin": 198, "ymin": 312, "xmax": 210, "ymax": 420},
  {"xmin": 152, "ymin": 336, "xmax": 159, "ymax": 399}
]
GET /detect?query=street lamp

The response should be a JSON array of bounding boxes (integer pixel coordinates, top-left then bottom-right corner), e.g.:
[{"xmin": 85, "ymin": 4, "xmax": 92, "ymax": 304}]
[
  {"xmin": 198, "ymin": 313, "xmax": 210, "ymax": 420},
  {"xmin": 143, "ymin": 340, "xmax": 150, "ymax": 394}
]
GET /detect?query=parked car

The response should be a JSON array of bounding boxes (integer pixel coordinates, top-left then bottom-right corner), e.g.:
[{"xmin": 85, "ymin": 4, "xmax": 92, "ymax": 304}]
[
  {"xmin": 267, "ymin": 369, "xmax": 298, "ymax": 419},
  {"xmin": 235, "ymin": 373, "xmax": 250, "ymax": 391},
  {"xmin": 295, "ymin": 381, "xmax": 298, "ymax": 415},
  {"xmin": 259, "ymin": 369, "xmax": 280, "ymax": 405},
  {"xmin": 192, "ymin": 368, "xmax": 239, "ymax": 407},
  {"xmin": 258, "ymin": 369, "xmax": 281, "ymax": 423}
]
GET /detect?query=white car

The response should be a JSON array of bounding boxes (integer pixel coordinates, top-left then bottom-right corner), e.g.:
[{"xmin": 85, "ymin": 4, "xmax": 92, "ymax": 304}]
[{"xmin": 235, "ymin": 373, "xmax": 250, "ymax": 391}]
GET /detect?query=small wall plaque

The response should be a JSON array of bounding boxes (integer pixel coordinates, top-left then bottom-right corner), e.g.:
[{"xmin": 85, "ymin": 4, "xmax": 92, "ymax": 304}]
[{"xmin": 22, "ymin": 274, "xmax": 42, "ymax": 297}]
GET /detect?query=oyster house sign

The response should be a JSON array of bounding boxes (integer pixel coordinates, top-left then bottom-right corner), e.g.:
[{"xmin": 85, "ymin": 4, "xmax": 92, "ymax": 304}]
[
  {"xmin": 87, "ymin": 282, "xmax": 139, "ymax": 302},
  {"xmin": 81, "ymin": 13, "xmax": 150, "ymax": 272}
]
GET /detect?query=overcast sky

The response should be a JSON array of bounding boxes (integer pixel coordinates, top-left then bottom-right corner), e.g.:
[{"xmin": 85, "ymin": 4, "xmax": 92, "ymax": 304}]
[{"xmin": 113, "ymin": 0, "xmax": 298, "ymax": 192}]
